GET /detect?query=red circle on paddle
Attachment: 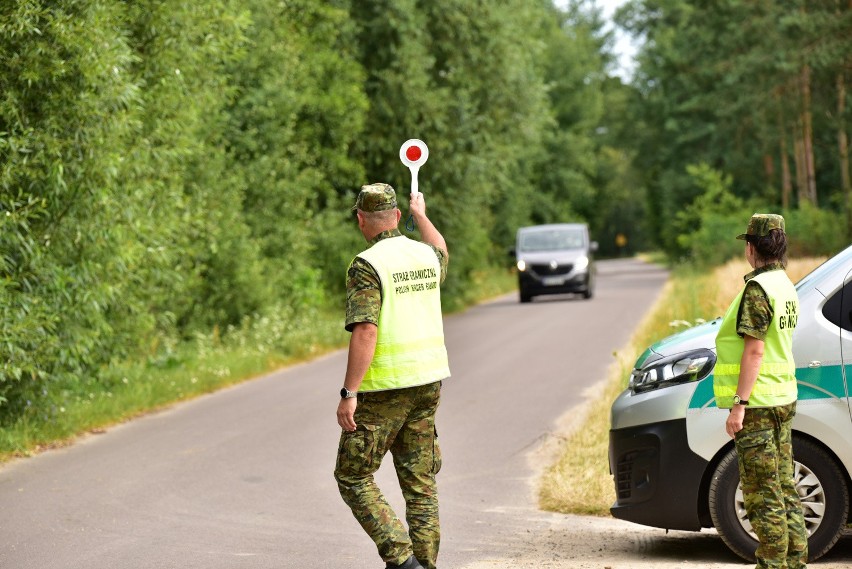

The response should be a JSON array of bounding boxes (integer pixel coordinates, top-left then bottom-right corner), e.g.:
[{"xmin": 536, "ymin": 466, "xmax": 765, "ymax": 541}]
[{"xmin": 405, "ymin": 145, "xmax": 422, "ymax": 162}]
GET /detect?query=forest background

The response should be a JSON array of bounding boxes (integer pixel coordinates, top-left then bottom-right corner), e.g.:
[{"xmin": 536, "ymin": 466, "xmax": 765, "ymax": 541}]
[{"xmin": 1, "ymin": 0, "xmax": 850, "ymax": 449}]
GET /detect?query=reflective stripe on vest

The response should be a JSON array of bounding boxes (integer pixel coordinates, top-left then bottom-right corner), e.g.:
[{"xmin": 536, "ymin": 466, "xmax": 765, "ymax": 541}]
[
  {"xmin": 713, "ymin": 269, "xmax": 799, "ymax": 408},
  {"xmin": 356, "ymin": 236, "xmax": 450, "ymax": 392}
]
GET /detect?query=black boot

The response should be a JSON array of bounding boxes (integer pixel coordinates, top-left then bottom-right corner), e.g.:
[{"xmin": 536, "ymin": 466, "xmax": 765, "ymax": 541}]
[{"xmin": 385, "ymin": 555, "xmax": 424, "ymax": 569}]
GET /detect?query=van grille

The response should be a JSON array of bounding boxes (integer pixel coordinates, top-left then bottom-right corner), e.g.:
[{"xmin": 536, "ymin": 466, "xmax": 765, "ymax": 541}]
[
  {"xmin": 616, "ymin": 451, "xmax": 636, "ymax": 499},
  {"xmin": 530, "ymin": 263, "xmax": 572, "ymax": 276}
]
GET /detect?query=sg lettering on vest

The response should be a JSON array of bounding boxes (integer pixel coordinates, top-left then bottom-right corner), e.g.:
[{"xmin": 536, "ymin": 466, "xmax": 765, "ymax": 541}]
[
  {"xmin": 391, "ymin": 267, "xmax": 438, "ymax": 283},
  {"xmin": 393, "ymin": 266, "xmax": 438, "ymax": 295},
  {"xmin": 780, "ymin": 300, "xmax": 798, "ymax": 330}
]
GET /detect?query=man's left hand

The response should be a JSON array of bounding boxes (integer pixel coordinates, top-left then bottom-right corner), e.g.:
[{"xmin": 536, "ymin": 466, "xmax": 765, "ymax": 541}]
[
  {"xmin": 726, "ymin": 405, "xmax": 745, "ymax": 438},
  {"xmin": 337, "ymin": 397, "xmax": 357, "ymax": 431}
]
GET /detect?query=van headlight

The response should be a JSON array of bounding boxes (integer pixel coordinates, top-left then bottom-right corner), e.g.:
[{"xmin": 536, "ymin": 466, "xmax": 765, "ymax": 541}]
[
  {"xmin": 629, "ymin": 349, "xmax": 716, "ymax": 394},
  {"xmin": 517, "ymin": 260, "xmax": 526, "ymax": 272},
  {"xmin": 574, "ymin": 256, "xmax": 589, "ymax": 271}
]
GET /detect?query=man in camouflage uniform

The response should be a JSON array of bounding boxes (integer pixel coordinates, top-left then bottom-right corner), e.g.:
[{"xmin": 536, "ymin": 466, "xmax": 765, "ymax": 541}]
[
  {"xmin": 714, "ymin": 214, "xmax": 808, "ymax": 568},
  {"xmin": 334, "ymin": 183, "xmax": 450, "ymax": 569}
]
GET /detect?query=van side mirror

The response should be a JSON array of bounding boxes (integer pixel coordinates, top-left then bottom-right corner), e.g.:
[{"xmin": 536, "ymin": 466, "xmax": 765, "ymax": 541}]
[
  {"xmin": 590, "ymin": 241, "xmax": 599, "ymax": 253},
  {"xmin": 508, "ymin": 247, "xmax": 516, "ymax": 258}
]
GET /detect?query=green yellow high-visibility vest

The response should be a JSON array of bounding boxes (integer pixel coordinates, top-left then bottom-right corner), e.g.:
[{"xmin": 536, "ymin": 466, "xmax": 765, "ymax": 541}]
[
  {"xmin": 713, "ymin": 269, "xmax": 799, "ymax": 408},
  {"xmin": 356, "ymin": 235, "xmax": 450, "ymax": 392}
]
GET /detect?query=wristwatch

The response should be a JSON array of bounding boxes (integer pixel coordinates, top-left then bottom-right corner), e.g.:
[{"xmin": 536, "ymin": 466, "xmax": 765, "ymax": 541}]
[
  {"xmin": 732, "ymin": 394, "xmax": 749, "ymax": 406},
  {"xmin": 340, "ymin": 387, "xmax": 357, "ymax": 399}
]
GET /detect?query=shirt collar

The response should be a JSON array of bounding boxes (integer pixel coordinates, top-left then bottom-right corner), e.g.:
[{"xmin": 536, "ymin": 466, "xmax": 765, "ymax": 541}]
[
  {"xmin": 744, "ymin": 261, "xmax": 785, "ymax": 283},
  {"xmin": 368, "ymin": 228, "xmax": 402, "ymax": 246}
]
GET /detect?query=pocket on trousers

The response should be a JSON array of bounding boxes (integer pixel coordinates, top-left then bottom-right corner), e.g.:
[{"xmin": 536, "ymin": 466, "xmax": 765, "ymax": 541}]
[
  {"xmin": 432, "ymin": 427, "xmax": 442, "ymax": 475},
  {"xmin": 337, "ymin": 424, "xmax": 379, "ymax": 477},
  {"xmin": 735, "ymin": 429, "xmax": 774, "ymax": 483}
]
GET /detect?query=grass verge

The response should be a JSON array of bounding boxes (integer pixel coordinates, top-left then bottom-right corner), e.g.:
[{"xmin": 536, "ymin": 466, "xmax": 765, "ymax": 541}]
[
  {"xmin": 538, "ymin": 256, "xmax": 826, "ymax": 516},
  {"xmin": 0, "ymin": 307, "xmax": 347, "ymax": 460}
]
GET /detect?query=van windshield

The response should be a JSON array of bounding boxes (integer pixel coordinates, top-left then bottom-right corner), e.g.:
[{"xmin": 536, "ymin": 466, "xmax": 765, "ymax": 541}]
[{"xmin": 519, "ymin": 228, "xmax": 585, "ymax": 252}]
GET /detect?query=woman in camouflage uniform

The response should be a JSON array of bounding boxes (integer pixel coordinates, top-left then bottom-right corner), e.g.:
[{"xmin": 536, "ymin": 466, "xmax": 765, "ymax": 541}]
[{"xmin": 713, "ymin": 213, "xmax": 808, "ymax": 569}]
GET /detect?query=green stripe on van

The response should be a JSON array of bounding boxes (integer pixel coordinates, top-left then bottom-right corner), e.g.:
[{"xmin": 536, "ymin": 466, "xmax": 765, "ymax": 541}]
[
  {"xmin": 795, "ymin": 365, "xmax": 848, "ymax": 401},
  {"xmin": 688, "ymin": 363, "xmax": 849, "ymax": 409}
]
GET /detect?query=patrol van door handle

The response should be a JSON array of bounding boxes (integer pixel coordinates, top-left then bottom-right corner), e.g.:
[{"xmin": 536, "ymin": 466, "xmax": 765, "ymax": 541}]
[{"xmin": 808, "ymin": 361, "xmax": 822, "ymax": 368}]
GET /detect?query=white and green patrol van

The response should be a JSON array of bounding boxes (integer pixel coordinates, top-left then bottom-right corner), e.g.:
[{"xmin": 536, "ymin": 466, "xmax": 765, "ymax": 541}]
[{"xmin": 609, "ymin": 243, "xmax": 852, "ymax": 562}]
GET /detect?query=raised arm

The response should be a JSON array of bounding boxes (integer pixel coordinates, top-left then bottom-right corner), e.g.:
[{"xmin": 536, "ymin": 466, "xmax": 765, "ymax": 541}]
[{"xmin": 409, "ymin": 193, "xmax": 448, "ymax": 259}]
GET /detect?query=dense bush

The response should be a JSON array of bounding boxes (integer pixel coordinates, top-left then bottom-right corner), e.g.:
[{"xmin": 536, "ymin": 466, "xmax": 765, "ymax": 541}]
[
  {"xmin": 675, "ymin": 164, "xmax": 847, "ymax": 266},
  {"xmin": 784, "ymin": 204, "xmax": 849, "ymax": 258},
  {"xmin": 0, "ymin": 0, "xmax": 632, "ymax": 424}
]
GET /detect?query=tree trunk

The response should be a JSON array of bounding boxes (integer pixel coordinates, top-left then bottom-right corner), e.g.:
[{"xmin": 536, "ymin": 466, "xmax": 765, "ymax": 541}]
[
  {"xmin": 763, "ymin": 154, "xmax": 775, "ymax": 192},
  {"xmin": 800, "ymin": 64, "xmax": 817, "ymax": 206},
  {"xmin": 794, "ymin": 123, "xmax": 807, "ymax": 206},
  {"xmin": 777, "ymin": 91, "xmax": 792, "ymax": 209}
]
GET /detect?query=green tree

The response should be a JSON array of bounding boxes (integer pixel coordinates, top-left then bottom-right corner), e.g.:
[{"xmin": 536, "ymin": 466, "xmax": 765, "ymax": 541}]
[
  {"xmin": 617, "ymin": 0, "xmax": 852, "ymax": 257},
  {"xmin": 0, "ymin": 0, "xmax": 251, "ymax": 420},
  {"xmin": 536, "ymin": 1, "xmax": 649, "ymax": 256},
  {"xmin": 225, "ymin": 0, "xmax": 368, "ymax": 308},
  {"xmin": 1, "ymin": 1, "xmax": 142, "ymax": 416},
  {"xmin": 123, "ymin": 0, "xmax": 260, "ymax": 333},
  {"xmin": 347, "ymin": 0, "xmax": 555, "ymax": 306}
]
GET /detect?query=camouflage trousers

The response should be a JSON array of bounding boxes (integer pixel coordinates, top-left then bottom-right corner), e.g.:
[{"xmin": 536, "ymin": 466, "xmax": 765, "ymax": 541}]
[
  {"xmin": 334, "ymin": 381, "xmax": 442, "ymax": 569},
  {"xmin": 735, "ymin": 401, "xmax": 808, "ymax": 569}
]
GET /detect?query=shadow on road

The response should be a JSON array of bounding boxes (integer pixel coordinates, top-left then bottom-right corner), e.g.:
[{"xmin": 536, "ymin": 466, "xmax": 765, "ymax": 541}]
[
  {"xmin": 627, "ymin": 528, "xmax": 852, "ymax": 568},
  {"xmin": 465, "ymin": 520, "xmax": 852, "ymax": 569}
]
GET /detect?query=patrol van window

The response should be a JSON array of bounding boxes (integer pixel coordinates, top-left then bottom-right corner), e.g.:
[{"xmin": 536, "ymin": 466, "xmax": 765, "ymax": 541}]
[{"xmin": 821, "ymin": 274, "xmax": 852, "ymax": 332}]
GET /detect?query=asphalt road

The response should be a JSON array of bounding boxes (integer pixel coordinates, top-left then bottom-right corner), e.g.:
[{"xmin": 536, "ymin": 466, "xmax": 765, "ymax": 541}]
[{"xmin": 1, "ymin": 258, "xmax": 676, "ymax": 569}]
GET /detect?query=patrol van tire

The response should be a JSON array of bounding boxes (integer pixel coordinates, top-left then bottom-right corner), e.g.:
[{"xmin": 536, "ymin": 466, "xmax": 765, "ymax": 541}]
[
  {"xmin": 708, "ymin": 438, "xmax": 850, "ymax": 563},
  {"xmin": 519, "ymin": 288, "xmax": 532, "ymax": 303}
]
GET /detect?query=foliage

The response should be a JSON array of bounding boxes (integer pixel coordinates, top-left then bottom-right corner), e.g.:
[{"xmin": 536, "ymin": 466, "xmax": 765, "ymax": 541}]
[
  {"xmin": 0, "ymin": 0, "xmax": 845, "ymax": 431},
  {"xmin": 784, "ymin": 203, "xmax": 849, "ymax": 258},
  {"xmin": 673, "ymin": 164, "xmax": 846, "ymax": 267},
  {"xmin": 1, "ymin": 0, "xmax": 144, "ymax": 415},
  {"xmin": 617, "ymin": 0, "xmax": 852, "ymax": 257},
  {"xmin": 224, "ymin": 0, "xmax": 367, "ymax": 304},
  {"xmin": 0, "ymin": 0, "xmax": 253, "ymax": 421},
  {"xmin": 0, "ymin": 0, "xmax": 621, "ymax": 425},
  {"xmin": 673, "ymin": 163, "xmax": 746, "ymax": 265}
]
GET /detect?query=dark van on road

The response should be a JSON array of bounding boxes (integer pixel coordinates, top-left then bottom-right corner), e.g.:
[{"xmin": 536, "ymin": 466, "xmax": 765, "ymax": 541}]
[{"xmin": 513, "ymin": 223, "xmax": 597, "ymax": 303}]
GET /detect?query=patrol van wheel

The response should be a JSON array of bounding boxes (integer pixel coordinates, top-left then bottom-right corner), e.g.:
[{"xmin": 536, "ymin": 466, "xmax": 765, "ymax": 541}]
[
  {"xmin": 519, "ymin": 288, "xmax": 532, "ymax": 303},
  {"xmin": 708, "ymin": 438, "xmax": 850, "ymax": 563}
]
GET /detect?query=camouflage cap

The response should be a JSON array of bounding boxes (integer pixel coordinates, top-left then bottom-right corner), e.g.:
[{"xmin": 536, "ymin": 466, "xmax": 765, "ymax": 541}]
[
  {"xmin": 736, "ymin": 213, "xmax": 785, "ymax": 240},
  {"xmin": 352, "ymin": 183, "xmax": 398, "ymax": 213}
]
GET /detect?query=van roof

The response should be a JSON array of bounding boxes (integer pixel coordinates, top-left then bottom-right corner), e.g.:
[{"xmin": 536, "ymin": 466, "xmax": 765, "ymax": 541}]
[{"xmin": 518, "ymin": 223, "xmax": 588, "ymax": 233}]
